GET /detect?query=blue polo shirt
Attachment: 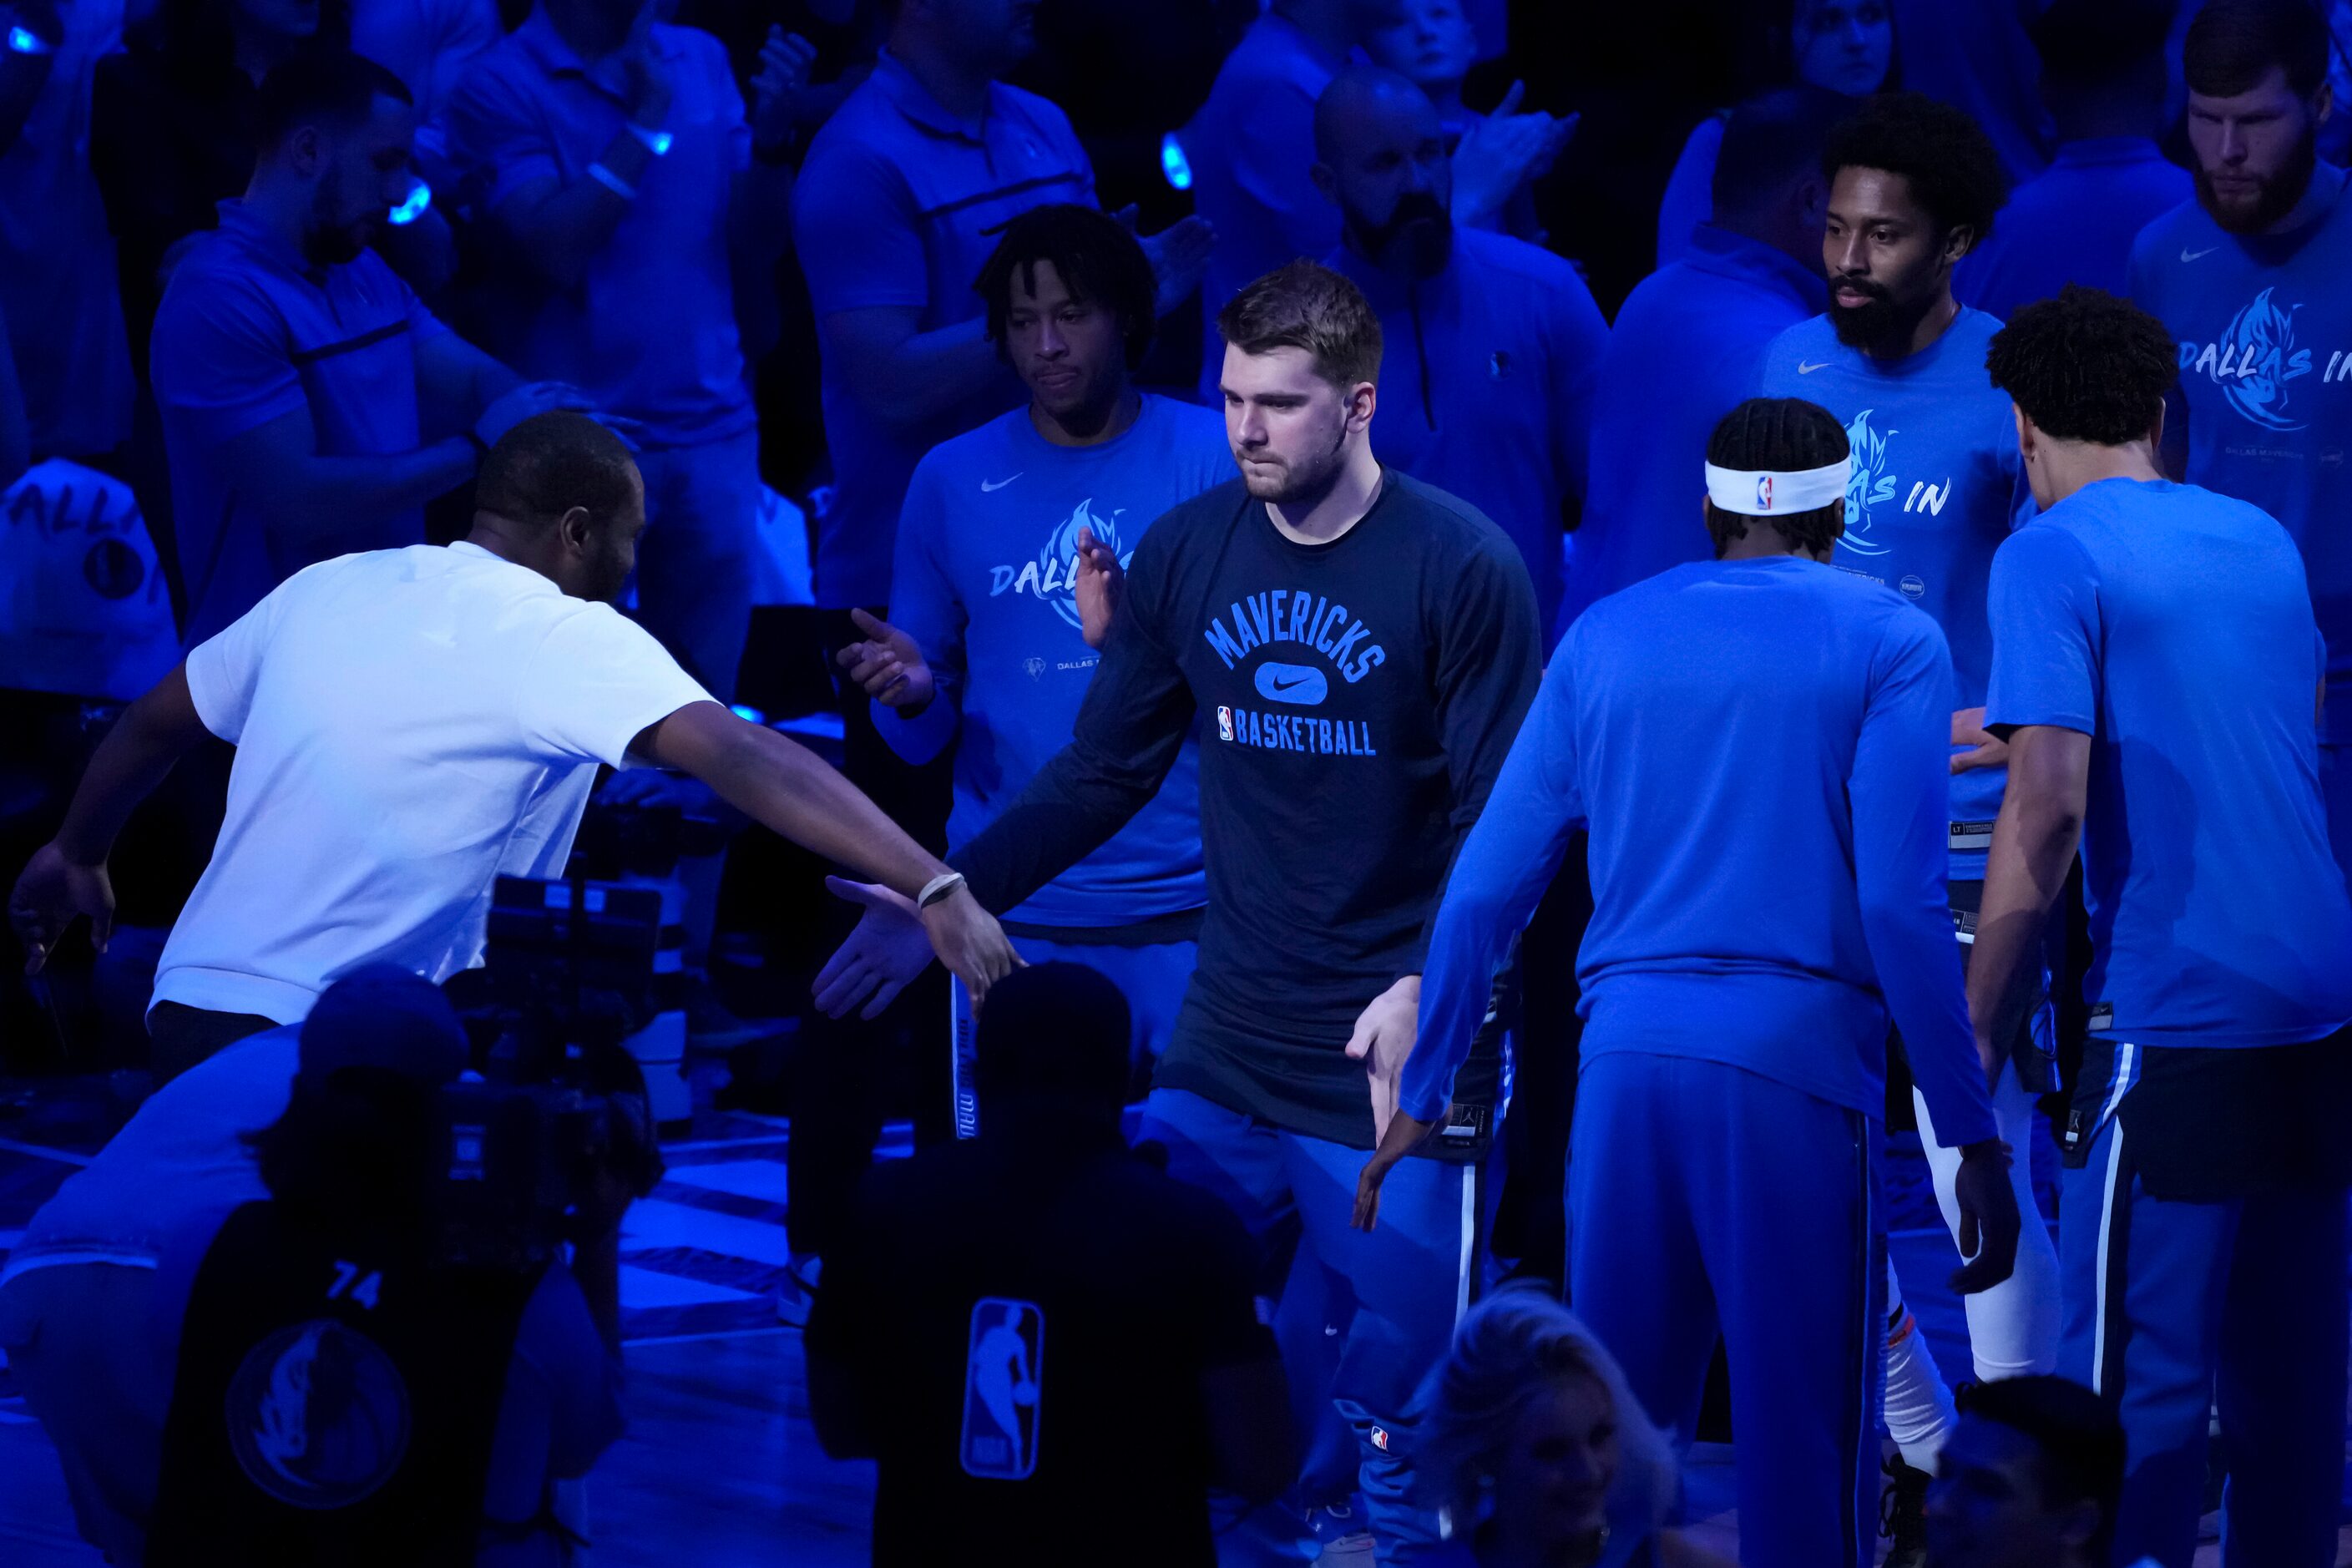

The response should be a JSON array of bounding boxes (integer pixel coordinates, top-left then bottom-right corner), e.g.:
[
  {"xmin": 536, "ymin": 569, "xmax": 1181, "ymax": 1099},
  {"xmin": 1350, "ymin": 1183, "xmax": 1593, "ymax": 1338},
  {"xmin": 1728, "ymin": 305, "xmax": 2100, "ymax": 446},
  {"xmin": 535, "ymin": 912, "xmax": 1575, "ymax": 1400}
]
[
  {"xmin": 1185, "ymin": 12, "xmax": 1347, "ymax": 396},
  {"xmin": 2128, "ymin": 166, "xmax": 2352, "ymax": 745},
  {"xmin": 1956, "ymin": 138, "xmax": 2191, "ymax": 321},
  {"xmin": 1565, "ymin": 225, "xmax": 1823, "ymax": 630},
  {"xmin": 878, "ymin": 394, "xmax": 1230, "ymax": 928},
  {"xmin": 149, "ymin": 201, "xmax": 451, "ymax": 645},
  {"xmin": 1987, "ymin": 479, "xmax": 2352, "ymax": 1046},
  {"xmin": 438, "ymin": 8, "xmax": 755, "ymax": 449},
  {"xmin": 792, "ymin": 53, "xmax": 1095, "ymax": 610},
  {"xmin": 1328, "ymin": 230, "xmax": 1607, "ymax": 639},
  {"xmin": 1758, "ymin": 307, "xmax": 2039, "ymax": 873}
]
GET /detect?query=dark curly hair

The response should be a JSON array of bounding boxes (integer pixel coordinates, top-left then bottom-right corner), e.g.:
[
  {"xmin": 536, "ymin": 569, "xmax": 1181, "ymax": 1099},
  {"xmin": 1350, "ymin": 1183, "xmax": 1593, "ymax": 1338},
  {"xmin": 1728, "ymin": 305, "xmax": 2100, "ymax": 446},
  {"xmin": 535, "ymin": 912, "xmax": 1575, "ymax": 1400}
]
[
  {"xmin": 972, "ymin": 204, "xmax": 1160, "ymax": 371},
  {"xmin": 1985, "ymin": 285, "xmax": 2176, "ymax": 446},
  {"xmin": 1823, "ymin": 90, "xmax": 2010, "ymax": 242},
  {"xmin": 1706, "ymin": 398, "xmax": 1850, "ymax": 555}
]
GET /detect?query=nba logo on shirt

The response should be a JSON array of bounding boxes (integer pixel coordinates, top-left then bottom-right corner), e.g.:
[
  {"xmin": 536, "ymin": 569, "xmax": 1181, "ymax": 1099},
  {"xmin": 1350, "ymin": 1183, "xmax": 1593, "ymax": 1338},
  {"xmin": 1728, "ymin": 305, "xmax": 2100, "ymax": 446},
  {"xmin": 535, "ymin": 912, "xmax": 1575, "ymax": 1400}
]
[
  {"xmin": 1755, "ymin": 474, "xmax": 1774, "ymax": 512},
  {"xmin": 961, "ymin": 1298, "xmax": 1045, "ymax": 1480},
  {"xmin": 1217, "ymin": 706, "xmax": 1234, "ymax": 741}
]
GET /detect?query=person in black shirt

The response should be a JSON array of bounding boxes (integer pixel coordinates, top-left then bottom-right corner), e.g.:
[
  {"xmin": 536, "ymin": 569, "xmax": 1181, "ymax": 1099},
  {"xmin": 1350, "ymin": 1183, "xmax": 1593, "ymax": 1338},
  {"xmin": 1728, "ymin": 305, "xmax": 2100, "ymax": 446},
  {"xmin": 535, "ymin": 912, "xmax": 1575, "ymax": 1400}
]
[
  {"xmin": 816, "ymin": 259, "xmax": 1543, "ymax": 1559},
  {"xmin": 806, "ymin": 962, "xmax": 1293, "ymax": 1566}
]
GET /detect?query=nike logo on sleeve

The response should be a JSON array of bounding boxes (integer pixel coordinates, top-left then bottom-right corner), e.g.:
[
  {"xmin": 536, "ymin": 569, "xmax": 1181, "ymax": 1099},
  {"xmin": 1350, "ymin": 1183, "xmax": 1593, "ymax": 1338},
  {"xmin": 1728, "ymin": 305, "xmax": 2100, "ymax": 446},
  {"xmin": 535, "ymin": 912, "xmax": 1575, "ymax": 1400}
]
[
  {"xmin": 2182, "ymin": 246, "xmax": 2219, "ymax": 263},
  {"xmin": 1798, "ymin": 360, "xmax": 1831, "ymax": 374},
  {"xmin": 980, "ymin": 473, "xmax": 1024, "ymax": 492}
]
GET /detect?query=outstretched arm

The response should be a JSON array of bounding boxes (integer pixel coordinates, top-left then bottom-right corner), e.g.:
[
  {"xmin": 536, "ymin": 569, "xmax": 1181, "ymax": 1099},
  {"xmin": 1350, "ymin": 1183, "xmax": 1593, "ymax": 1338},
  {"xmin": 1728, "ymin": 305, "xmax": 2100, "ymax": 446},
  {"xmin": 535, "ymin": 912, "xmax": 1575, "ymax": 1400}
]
[{"xmin": 11, "ymin": 665, "xmax": 210, "ymax": 971}]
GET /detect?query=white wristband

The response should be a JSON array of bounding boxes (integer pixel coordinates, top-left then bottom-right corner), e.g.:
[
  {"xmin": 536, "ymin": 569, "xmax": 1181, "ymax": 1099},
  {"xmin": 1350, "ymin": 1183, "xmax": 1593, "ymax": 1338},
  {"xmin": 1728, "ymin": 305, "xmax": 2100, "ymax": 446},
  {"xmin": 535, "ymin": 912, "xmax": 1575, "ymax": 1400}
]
[{"xmin": 918, "ymin": 872, "xmax": 966, "ymax": 909}]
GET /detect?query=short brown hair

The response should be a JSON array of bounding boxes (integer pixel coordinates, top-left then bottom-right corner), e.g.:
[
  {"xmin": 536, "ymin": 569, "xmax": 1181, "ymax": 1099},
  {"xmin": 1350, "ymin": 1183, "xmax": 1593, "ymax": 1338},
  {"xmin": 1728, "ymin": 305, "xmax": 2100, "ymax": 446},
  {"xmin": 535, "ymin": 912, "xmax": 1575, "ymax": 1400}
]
[{"xmin": 1214, "ymin": 260, "xmax": 1383, "ymax": 390}]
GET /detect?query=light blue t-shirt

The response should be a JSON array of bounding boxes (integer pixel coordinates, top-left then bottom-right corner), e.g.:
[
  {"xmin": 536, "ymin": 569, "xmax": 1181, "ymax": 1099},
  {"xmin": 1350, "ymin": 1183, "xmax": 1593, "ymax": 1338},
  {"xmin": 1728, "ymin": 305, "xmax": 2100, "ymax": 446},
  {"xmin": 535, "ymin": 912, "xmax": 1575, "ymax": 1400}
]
[
  {"xmin": 1985, "ymin": 478, "xmax": 2352, "ymax": 1047},
  {"xmin": 1758, "ymin": 306, "xmax": 2039, "ymax": 871},
  {"xmin": 1409, "ymin": 556, "xmax": 1996, "ymax": 1151},
  {"xmin": 1956, "ymin": 138, "xmax": 2192, "ymax": 322},
  {"xmin": 2127, "ymin": 168, "xmax": 2352, "ymax": 744},
  {"xmin": 1565, "ymin": 225, "xmax": 1823, "ymax": 630},
  {"xmin": 878, "ymin": 394, "xmax": 1228, "ymax": 928},
  {"xmin": 1328, "ymin": 229, "xmax": 1607, "ymax": 637}
]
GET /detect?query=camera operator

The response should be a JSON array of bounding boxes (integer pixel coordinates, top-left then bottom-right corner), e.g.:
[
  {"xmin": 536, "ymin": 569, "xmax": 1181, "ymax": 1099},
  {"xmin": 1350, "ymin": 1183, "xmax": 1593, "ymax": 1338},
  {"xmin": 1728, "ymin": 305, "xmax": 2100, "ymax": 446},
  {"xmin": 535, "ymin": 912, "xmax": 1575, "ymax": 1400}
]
[
  {"xmin": 805, "ymin": 962, "xmax": 1295, "ymax": 1566},
  {"xmin": 7, "ymin": 410, "xmax": 1019, "ymax": 1079},
  {"xmin": 0, "ymin": 965, "xmax": 640, "ymax": 1564}
]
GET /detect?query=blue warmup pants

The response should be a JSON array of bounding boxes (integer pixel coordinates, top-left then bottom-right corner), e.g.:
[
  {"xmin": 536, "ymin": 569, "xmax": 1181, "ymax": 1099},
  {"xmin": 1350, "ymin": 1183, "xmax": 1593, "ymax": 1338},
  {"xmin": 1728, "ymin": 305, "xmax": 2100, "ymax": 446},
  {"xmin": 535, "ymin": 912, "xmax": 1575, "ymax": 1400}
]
[
  {"xmin": 1137, "ymin": 1087, "xmax": 1490, "ymax": 1566},
  {"xmin": 951, "ymin": 937, "xmax": 1196, "ymax": 1138},
  {"xmin": 2060, "ymin": 1041, "xmax": 2350, "ymax": 1568},
  {"xmin": 1568, "ymin": 1053, "xmax": 1884, "ymax": 1568}
]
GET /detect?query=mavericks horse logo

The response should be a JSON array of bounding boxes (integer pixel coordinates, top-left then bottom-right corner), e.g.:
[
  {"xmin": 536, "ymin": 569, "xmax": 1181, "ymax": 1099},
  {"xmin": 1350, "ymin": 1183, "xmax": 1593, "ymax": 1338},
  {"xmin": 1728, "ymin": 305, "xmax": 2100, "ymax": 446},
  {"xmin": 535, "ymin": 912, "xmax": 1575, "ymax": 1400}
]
[
  {"xmin": 226, "ymin": 1319, "xmax": 411, "ymax": 1510},
  {"xmin": 2212, "ymin": 287, "xmax": 2313, "ymax": 432},
  {"xmin": 1839, "ymin": 409, "xmax": 1901, "ymax": 557},
  {"xmin": 990, "ymin": 498, "xmax": 1130, "ymax": 632}
]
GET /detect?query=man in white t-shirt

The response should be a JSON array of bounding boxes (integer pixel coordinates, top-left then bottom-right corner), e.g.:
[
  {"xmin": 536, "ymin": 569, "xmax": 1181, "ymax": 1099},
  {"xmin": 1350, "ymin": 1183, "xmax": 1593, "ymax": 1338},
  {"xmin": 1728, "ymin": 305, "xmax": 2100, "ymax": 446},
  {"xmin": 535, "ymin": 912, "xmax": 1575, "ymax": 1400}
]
[{"xmin": 8, "ymin": 412, "xmax": 1018, "ymax": 1079}]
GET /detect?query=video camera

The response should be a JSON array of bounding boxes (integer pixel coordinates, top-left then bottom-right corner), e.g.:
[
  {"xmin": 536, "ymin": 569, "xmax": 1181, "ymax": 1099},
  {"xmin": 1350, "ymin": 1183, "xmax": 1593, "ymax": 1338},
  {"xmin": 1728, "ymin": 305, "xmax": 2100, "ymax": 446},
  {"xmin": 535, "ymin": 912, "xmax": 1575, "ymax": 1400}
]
[{"xmin": 431, "ymin": 876, "xmax": 670, "ymax": 1271}]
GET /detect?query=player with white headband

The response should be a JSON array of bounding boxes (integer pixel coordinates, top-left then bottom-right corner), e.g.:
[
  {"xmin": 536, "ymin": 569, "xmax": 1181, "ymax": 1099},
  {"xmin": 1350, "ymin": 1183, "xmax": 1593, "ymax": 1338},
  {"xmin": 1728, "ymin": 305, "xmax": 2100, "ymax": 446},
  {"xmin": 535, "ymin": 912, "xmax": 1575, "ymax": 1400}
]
[{"xmin": 1377, "ymin": 397, "xmax": 2021, "ymax": 1565}]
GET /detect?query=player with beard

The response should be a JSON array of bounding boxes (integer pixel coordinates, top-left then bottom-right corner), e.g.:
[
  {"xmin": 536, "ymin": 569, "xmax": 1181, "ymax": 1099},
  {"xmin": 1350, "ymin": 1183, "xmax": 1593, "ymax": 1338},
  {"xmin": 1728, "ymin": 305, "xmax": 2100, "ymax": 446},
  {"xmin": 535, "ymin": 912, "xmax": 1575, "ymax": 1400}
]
[
  {"xmin": 1755, "ymin": 92, "xmax": 2058, "ymax": 1552},
  {"xmin": 146, "ymin": 51, "xmax": 605, "ymax": 646},
  {"xmin": 2127, "ymin": 0, "xmax": 2352, "ymax": 890},
  {"xmin": 819, "ymin": 260, "xmax": 1542, "ymax": 1561},
  {"xmin": 1314, "ymin": 67, "xmax": 1607, "ymax": 640}
]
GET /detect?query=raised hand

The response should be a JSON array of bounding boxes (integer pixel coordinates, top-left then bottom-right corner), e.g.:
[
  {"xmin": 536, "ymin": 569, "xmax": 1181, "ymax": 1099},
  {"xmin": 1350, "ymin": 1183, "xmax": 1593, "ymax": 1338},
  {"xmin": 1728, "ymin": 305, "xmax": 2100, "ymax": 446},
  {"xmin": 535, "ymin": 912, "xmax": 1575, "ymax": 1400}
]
[
  {"xmin": 9, "ymin": 842, "xmax": 114, "ymax": 977},
  {"xmin": 1452, "ymin": 83, "xmax": 1575, "ymax": 230},
  {"xmin": 1073, "ymin": 525, "xmax": 1124, "ymax": 650},
  {"xmin": 1120, "ymin": 205, "xmax": 1216, "ymax": 318},
  {"xmin": 749, "ymin": 27, "xmax": 817, "ymax": 155},
  {"xmin": 833, "ymin": 608, "xmax": 935, "ymax": 712}
]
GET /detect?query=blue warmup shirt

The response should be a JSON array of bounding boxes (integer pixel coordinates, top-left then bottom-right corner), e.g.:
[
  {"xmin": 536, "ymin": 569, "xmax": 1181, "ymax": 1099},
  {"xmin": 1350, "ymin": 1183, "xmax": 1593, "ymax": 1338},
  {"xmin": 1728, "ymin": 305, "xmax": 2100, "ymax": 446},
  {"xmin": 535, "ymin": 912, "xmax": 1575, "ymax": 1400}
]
[
  {"xmin": 1328, "ymin": 230, "xmax": 1607, "ymax": 637},
  {"xmin": 878, "ymin": 394, "xmax": 1230, "ymax": 929},
  {"xmin": 1410, "ymin": 557, "xmax": 1997, "ymax": 1149},
  {"xmin": 949, "ymin": 469, "xmax": 1542, "ymax": 1148},
  {"xmin": 1565, "ymin": 225, "xmax": 1823, "ymax": 630},
  {"xmin": 1758, "ymin": 307, "xmax": 2038, "ymax": 871},
  {"xmin": 1986, "ymin": 478, "xmax": 2352, "ymax": 1047},
  {"xmin": 1956, "ymin": 138, "xmax": 2191, "ymax": 322},
  {"xmin": 789, "ymin": 52, "xmax": 1095, "ymax": 609},
  {"xmin": 149, "ymin": 200, "xmax": 452, "ymax": 645},
  {"xmin": 2128, "ymin": 167, "xmax": 2352, "ymax": 744}
]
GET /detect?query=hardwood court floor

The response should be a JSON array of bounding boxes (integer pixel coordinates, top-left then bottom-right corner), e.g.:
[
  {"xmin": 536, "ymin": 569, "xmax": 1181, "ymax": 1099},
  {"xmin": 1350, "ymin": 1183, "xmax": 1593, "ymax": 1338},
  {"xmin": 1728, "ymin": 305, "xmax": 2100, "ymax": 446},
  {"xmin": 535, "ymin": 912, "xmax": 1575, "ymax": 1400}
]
[{"xmin": 1, "ymin": 1090, "xmax": 2345, "ymax": 1565}]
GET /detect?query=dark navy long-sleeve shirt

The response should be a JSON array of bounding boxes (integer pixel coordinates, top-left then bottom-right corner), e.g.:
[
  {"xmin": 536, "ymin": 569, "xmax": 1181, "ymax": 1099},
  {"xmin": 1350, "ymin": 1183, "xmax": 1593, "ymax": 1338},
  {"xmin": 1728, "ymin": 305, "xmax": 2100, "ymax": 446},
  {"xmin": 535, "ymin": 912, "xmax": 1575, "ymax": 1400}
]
[
  {"xmin": 950, "ymin": 469, "xmax": 1542, "ymax": 1148},
  {"xmin": 1409, "ymin": 556, "xmax": 1997, "ymax": 1149}
]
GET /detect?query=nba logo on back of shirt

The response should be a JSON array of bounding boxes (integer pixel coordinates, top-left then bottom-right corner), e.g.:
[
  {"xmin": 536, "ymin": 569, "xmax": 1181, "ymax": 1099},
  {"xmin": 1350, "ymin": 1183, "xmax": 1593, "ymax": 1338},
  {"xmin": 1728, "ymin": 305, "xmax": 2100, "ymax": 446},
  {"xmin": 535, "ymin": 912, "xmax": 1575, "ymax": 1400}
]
[
  {"xmin": 961, "ymin": 1298, "xmax": 1044, "ymax": 1480},
  {"xmin": 1756, "ymin": 474, "xmax": 1773, "ymax": 512}
]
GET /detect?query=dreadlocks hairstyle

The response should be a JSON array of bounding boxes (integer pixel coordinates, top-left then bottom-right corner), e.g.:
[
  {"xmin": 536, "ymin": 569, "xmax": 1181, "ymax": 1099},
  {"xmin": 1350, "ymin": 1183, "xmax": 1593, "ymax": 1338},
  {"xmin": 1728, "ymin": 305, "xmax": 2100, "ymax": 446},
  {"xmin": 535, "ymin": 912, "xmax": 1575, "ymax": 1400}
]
[
  {"xmin": 972, "ymin": 203, "xmax": 1161, "ymax": 370},
  {"xmin": 1985, "ymin": 286, "xmax": 2177, "ymax": 447},
  {"xmin": 2185, "ymin": 0, "xmax": 2332, "ymax": 98},
  {"xmin": 1823, "ymin": 90, "xmax": 2011, "ymax": 244},
  {"xmin": 1705, "ymin": 397, "xmax": 1851, "ymax": 555}
]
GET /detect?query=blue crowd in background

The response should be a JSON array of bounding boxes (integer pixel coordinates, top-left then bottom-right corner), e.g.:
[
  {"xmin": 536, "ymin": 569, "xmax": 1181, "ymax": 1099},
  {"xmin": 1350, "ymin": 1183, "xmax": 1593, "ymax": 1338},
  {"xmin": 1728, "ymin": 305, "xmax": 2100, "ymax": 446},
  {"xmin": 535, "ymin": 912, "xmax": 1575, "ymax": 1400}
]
[{"xmin": 5, "ymin": 0, "xmax": 2352, "ymax": 1565}]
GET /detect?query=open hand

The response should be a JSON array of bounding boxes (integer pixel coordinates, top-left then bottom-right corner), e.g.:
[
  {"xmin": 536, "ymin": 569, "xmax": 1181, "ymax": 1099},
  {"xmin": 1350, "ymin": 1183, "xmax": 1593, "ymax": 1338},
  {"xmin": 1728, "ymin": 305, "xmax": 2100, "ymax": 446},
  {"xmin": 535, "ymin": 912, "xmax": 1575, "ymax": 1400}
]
[
  {"xmin": 10, "ymin": 842, "xmax": 114, "ymax": 977},
  {"xmin": 834, "ymin": 608, "xmax": 935, "ymax": 711},
  {"xmin": 1344, "ymin": 974, "xmax": 1420, "ymax": 1146},
  {"xmin": 1073, "ymin": 526, "xmax": 1124, "ymax": 650},
  {"xmin": 1948, "ymin": 1141, "xmax": 2023, "ymax": 1295},
  {"xmin": 1950, "ymin": 706, "xmax": 2008, "ymax": 774},
  {"xmin": 1123, "ymin": 206, "xmax": 1215, "ymax": 318},
  {"xmin": 1452, "ymin": 83, "xmax": 1575, "ymax": 229},
  {"xmin": 812, "ymin": 877, "xmax": 934, "ymax": 1019},
  {"xmin": 476, "ymin": 380, "xmax": 596, "ymax": 450},
  {"xmin": 749, "ymin": 27, "xmax": 817, "ymax": 155}
]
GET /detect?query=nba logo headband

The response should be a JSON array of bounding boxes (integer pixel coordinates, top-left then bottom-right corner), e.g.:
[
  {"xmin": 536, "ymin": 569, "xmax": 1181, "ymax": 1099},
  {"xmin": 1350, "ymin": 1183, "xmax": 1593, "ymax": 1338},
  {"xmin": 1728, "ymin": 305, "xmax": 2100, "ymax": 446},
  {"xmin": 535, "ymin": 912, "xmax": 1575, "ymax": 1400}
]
[{"xmin": 1702, "ymin": 457, "xmax": 1850, "ymax": 517}]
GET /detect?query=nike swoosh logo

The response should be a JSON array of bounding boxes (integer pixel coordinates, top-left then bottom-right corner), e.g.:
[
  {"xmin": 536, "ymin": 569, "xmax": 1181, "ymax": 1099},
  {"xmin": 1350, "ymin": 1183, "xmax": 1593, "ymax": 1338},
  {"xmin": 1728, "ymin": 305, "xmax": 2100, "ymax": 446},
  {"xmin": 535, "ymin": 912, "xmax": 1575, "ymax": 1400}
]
[
  {"xmin": 979, "ymin": 473, "xmax": 1024, "ymax": 492},
  {"xmin": 2182, "ymin": 246, "xmax": 2218, "ymax": 262},
  {"xmin": 1269, "ymin": 675, "xmax": 1308, "ymax": 693},
  {"xmin": 1797, "ymin": 360, "xmax": 1830, "ymax": 374}
]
